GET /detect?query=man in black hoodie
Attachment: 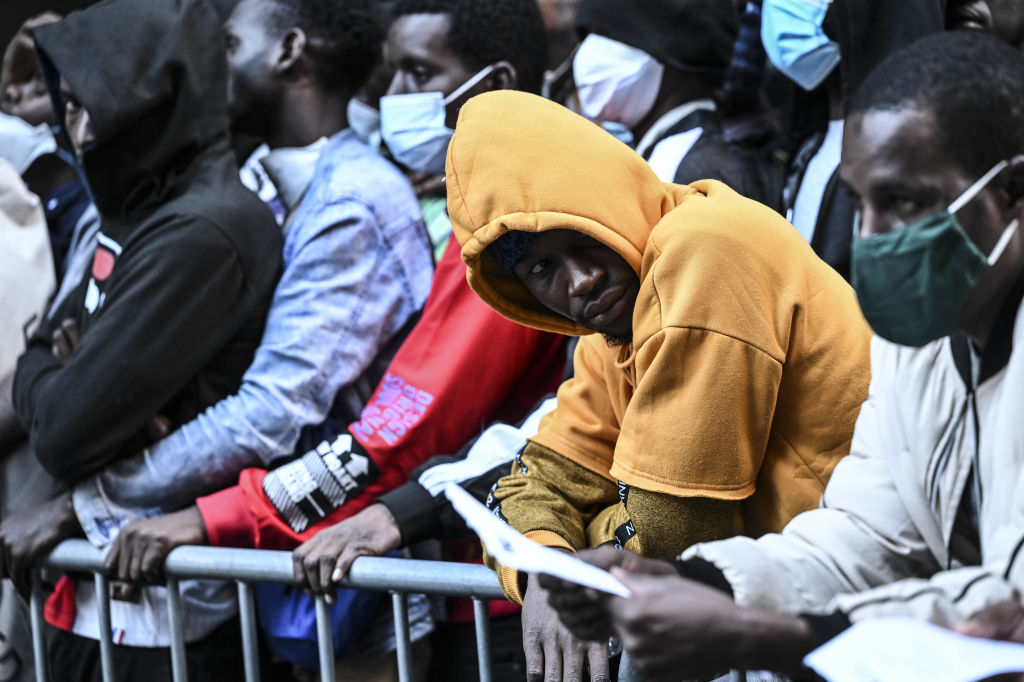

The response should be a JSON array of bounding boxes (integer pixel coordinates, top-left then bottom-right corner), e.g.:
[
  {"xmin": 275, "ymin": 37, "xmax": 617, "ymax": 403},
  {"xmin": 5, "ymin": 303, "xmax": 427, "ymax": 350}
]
[{"xmin": 0, "ymin": 0, "xmax": 281, "ymax": 676}]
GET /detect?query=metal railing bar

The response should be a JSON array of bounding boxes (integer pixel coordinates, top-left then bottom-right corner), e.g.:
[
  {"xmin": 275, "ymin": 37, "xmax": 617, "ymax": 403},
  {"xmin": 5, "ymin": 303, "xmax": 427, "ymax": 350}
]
[
  {"xmin": 36, "ymin": 540, "xmax": 509, "ymax": 682},
  {"xmin": 473, "ymin": 598, "xmax": 493, "ymax": 682},
  {"xmin": 391, "ymin": 591, "xmax": 412, "ymax": 682},
  {"xmin": 166, "ymin": 577, "xmax": 189, "ymax": 682},
  {"xmin": 314, "ymin": 595, "xmax": 334, "ymax": 682},
  {"xmin": 30, "ymin": 572, "xmax": 49, "ymax": 682},
  {"xmin": 345, "ymin": 557, "xmax": 504, "ymax": 599},
  {"xmin": 236, "ymin": 581, "xmax": 261, "ymax": 682},
  {"xmin": 42, "ymin": 540, "xmax": 505, "ymax": 599},
  {"xmin": 94, "ymin": 573, "xmax": 115, "ymax": 682}
]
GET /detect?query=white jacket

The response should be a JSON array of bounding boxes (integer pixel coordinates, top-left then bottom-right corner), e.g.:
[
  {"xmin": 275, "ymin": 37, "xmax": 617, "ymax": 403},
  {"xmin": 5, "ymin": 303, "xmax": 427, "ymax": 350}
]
[
  {"xmin": 685, "ymin": 293, "xmax": 1024, "ymax": 626},
  {"xmin": 0, "ymin": 158, "xmax": 54, "ymax": 376}
]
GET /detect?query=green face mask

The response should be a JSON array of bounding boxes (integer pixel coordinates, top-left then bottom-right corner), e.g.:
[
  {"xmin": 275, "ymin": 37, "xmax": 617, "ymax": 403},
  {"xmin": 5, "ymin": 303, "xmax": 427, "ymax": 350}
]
[{"xmin": 851, "ymin": 159, "xmax": 1019, "ymax": 347}]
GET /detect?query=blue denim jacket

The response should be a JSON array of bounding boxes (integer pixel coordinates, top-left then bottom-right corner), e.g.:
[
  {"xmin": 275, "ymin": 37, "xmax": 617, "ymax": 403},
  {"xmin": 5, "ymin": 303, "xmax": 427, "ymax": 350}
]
[{"xmin": 72, "ymin": 130, "xmax": 434, "ymax": 546}]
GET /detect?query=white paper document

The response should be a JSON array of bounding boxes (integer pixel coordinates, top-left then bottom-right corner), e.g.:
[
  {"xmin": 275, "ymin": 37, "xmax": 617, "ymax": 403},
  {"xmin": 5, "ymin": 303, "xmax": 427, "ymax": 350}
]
[
  {"xmin": 444, "ymin": 483, "xmax": 631, "ymax": 597},
  {"xmin": 804, "ymin": 616, "xmax": 1024, "ymax": 682}
]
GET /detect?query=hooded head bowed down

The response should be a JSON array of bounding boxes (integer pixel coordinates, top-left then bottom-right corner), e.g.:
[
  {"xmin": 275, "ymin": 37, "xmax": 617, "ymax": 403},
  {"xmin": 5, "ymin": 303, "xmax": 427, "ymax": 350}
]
[
  {"xmin": 33, "ymin": 0, "xmax": 232, "ymax": 218},
  {"xmin": 445, "ymin": 90, "xmax": 695, "ymax": 335}
]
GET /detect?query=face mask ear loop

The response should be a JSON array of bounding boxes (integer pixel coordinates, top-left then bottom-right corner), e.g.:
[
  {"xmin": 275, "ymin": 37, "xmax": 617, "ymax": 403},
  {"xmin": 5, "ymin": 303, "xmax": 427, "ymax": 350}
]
[
  {"xmin": 987, "ymin": 217, "xmax": 1019, "ymax": 265},
  {"xmin": 443, "ymin": 64, "xmax": 497, "ymax": 106},
  {"xmin": 949, "ymin": 159, "xmax": 1009, "ymax": 215},
  {"xmin": 547, "ymin": 44, "xmax": 578, "ymax": 84}
]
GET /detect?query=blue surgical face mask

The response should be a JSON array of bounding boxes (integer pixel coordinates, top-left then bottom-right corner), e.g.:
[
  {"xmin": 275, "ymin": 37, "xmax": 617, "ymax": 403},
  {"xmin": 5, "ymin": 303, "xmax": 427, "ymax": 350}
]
[
  {"xmin": 347, "ymin": 98, "xmax": 381, "ymax": 149},
  {"xmin": 761, "ymin": 0, "xmax": 839, "ymax": 91},
  {"xmin": 601, "ymin": 121, "xmax": 634, "ymax": 147},
  {"xmin": 380, "ymin": 64, "xmax": 495, "ymax": 175}
]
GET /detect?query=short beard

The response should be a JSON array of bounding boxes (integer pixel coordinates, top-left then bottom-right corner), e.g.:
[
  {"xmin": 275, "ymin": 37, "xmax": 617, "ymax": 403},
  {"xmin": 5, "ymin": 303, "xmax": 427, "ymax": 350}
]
[{"xmin": 602, "ymin": 332, "xmax": 632, "ymax": 348}]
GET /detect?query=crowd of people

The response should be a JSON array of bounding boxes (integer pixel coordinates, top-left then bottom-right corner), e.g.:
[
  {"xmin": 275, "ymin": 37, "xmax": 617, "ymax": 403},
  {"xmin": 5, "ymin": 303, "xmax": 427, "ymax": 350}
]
[{"xmin": 2, "ymin": 0, "xmax": 1024, "ymax": 680}]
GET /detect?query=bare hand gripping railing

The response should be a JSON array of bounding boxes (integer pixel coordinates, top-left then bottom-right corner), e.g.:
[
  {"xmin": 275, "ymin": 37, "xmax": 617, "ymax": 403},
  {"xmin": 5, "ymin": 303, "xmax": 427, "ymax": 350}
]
[{"xmin": 32, "ymin": 539, "xmax": 506, "ymax": 682}]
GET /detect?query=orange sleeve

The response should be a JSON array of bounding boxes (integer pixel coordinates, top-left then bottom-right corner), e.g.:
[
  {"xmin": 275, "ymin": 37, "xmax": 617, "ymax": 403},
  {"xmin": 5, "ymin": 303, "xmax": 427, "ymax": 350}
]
[
  {"xmin": 611, "ymin": 326, "xmax": 782, "ymax": 499},
  {"xmin": 530, "ymin": 334, "xmax": 623, "ymax": 478}
]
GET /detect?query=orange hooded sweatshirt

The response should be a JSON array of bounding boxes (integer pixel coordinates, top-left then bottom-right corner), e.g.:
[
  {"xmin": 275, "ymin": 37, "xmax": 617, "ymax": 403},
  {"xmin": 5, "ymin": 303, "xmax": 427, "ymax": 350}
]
[{"xmin": 447, "ymin": 91, "xmax": 871, "ymax": 602}]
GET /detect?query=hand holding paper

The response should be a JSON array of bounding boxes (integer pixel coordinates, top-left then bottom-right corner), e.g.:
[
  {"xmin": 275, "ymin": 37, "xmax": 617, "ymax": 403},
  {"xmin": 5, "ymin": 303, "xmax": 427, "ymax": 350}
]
[
  {"xmin": 805, "ymin": 617, "xmax": 1024, "ymax": 682},
  {"xmin": 444, "ymin": 483, "xmax": 631, "ymax": 597}
]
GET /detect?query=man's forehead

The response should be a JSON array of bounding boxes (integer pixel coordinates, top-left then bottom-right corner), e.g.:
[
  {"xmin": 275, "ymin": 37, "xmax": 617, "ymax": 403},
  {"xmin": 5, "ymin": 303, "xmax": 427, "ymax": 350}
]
[
  {"xmin": 227, "ymin": 0, "xmax": 275, "ymax": 31},
  {"xmin": 388, "ymin": 13, "xmax": 454, "ymax": 62},
  {"xmin": 840, "ymin": 107, "xmax": 949, "ymax": 186}
]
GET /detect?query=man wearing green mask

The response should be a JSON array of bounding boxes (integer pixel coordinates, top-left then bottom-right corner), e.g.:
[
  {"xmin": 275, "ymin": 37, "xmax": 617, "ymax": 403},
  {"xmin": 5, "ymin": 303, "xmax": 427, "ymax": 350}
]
[{"xmin": 536, "ymin": 30, "xmax": 1024, "ymax": 680}]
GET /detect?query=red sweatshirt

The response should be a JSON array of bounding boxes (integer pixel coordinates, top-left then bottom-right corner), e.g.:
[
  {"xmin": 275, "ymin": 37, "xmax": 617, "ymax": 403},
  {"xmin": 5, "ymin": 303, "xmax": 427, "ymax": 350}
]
[{"xmin": 195, "ymin": 237, "xmax": 567, "ymax": 551}]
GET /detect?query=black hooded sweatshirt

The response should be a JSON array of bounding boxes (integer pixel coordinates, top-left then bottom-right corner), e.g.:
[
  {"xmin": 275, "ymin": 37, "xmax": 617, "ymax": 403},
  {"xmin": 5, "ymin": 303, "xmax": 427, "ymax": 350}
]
[{"xmin": 13, "ymin": 0, "xmax": 282, "ymax": 482}]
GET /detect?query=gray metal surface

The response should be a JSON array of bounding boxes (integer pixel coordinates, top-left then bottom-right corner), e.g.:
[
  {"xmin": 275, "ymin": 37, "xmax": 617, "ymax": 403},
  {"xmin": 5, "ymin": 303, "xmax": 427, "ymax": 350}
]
[
  {"xmin": 315, "ymin": 596, "xmax": 334, "ymax": 682},
  {"xmin": 391, "ymin": 591, "xmax": 412, "ymax": 682},
  {"xmin": 34, "ymin": 539, "xmax": 507, "ymax": 682},
  {"xmin": 473, "ymin": 598, "xmax": 493, "ymax": 682},
  {"xmin": 166, "ymin": 577, "xmax": 188, "ymax": 682},
  {"xmin": 30, "ymin": 574, "xmax": 48, "ymax": 682},
  {"xmin": 93, "ymin": 573, "xmax": 114, "ymax": 681},
  {"xmin": 42, "ymin": 540, "xmax": 505, "ymax": 598},
  {"xmin": 236, "ymin": 581, "xmax": 261, "ymax": 682}
]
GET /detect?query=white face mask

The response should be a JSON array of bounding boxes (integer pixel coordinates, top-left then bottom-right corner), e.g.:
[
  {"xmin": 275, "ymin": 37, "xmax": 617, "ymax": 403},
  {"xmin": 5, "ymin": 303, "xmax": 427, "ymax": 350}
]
[
  {"xmin": 0, "ymin": 111, "xmax": 58, "ymax": 175},
  {"xmin": 379, "ymin": 65, "xmax": 495, "ymax": 175},
  {"xmin": 347, "ymin": 98, "xmax": 381, "ymax": 149},
  {"xmin": 572, "ymin": 34, "xmax": 664, "ymax": 130}
]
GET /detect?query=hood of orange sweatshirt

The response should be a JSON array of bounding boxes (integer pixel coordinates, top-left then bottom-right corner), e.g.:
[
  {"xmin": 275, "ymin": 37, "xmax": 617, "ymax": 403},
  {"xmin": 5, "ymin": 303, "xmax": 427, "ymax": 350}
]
[{"xmin": 446, "ymin": 90, "xmax": 696, "ymax": 336}]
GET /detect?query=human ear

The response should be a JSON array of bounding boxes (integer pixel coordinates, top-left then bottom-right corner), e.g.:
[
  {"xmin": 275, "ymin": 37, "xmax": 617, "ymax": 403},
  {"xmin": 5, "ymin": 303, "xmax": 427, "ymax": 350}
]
[
  {"xmin": 1003, "ymin": 154, "xmax": 1024, "ymax": 210},
  {"xmin": 487, "ymin": 60, "xmax": 518, "ymax": 92},
  {"xmin": 275, "ymin": 28, "xmax": 307, "ymax": 74}
]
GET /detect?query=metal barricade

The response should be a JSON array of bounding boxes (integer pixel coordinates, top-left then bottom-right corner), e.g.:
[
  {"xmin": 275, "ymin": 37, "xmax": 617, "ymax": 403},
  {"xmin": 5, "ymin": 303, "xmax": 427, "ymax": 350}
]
[{"xmin": 32, "ymin": 539, "xmax": 506, "ymax": 682}]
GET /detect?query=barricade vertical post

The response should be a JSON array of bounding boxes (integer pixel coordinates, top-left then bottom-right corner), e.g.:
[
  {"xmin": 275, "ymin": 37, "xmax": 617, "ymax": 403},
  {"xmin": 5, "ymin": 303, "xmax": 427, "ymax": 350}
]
[
  {"xmin": 472, "ymin": 598, "xmax": 493, "ymax": 682},
  {"xmin": 30, "ymin": 572, "xmax": 49, "ymax": 682},
  {"xmin": 314, "ymin": 595, "xmax": 334, "ymax": 682},
  {"xmin": 94, "ymin": 573, "xmax": 115, "ymax": 682},
  {"xmin": 165, "ymin": 577, "xmax": 189, "ymax": 682},
  {"xmin": 236, "ymin": 581, "xmax": 261, "ymax": 682},
  {"xmin": 391, "ymin": 591, "xmax": 412, "ymax": 682}
]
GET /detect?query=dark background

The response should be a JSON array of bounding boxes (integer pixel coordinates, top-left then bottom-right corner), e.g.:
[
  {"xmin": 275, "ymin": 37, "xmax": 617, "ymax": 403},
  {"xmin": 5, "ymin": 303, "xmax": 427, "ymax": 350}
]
[
  {"xmin": 2, "ymin": 0, "xmax": 94, "ymax": 53},
  {"xmin": 2, "ymin": 0, "xmax": 239, "ymax": 54}
]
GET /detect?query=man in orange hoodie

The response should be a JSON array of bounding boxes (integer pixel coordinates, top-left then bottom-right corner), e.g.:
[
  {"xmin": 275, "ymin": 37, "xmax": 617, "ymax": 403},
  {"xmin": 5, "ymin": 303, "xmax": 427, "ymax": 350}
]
[{"xmin": 446, "ymin": 90, "xmax": 872, "ymax": 681}]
